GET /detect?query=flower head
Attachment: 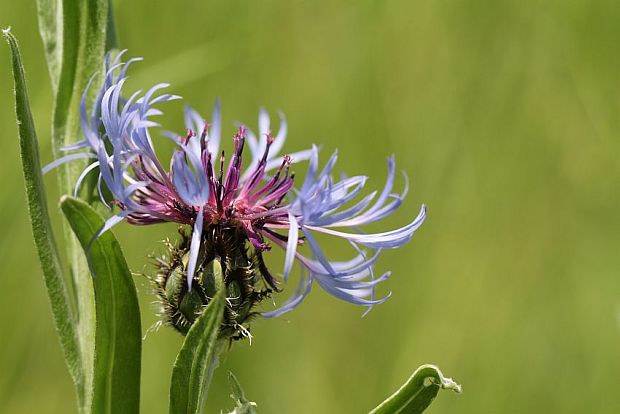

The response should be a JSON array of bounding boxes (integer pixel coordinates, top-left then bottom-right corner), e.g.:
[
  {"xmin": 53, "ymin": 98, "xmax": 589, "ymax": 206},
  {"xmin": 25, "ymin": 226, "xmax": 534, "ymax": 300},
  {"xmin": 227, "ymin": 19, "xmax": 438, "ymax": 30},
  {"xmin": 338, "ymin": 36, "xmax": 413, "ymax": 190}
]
[{"xmin": 47, "ymin": 51, "xmax": 425, "ymax": 331}]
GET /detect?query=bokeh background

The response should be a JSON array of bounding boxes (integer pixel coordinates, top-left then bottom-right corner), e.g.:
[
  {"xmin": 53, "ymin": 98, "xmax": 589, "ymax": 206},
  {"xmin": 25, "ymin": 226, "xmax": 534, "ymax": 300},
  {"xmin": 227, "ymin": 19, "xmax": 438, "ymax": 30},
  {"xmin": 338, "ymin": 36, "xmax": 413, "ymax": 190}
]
[{"xmin": 2, "ymin": 1, "xmax": 620, "ymax": 413}]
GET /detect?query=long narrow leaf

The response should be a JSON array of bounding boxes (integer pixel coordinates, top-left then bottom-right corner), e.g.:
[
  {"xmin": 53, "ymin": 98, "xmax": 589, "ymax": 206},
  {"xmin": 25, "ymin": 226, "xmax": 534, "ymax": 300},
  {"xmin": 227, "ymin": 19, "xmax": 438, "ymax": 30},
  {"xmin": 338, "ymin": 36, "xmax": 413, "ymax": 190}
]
[
  {"xmin": 369, "ymin": 365, "xmax": 461, "ymax": 414},
  {"xmin": 61, "ymin": 196, "xmax": 141, "ymax": 414},
  {"xmin": 36, "ymin": 0, "xmax": 61, "ymax": 91},
  {"xmin": 53, "ymin": 0, "xmax": 111, "ymax": 159},
  {"xmin": 169, "ymin": 287, "xmax": 226, "ymax": 414},
  {"xmin": 3, "ymin": 27, "xmax": 83, "ymax": 392},
  {"xmin": 46, "ymin": 2, "xmax": 113, "ymax": 410},
  {"xmin": 106, "ymin": 0, "xmax": 118, "ymax": 50}
]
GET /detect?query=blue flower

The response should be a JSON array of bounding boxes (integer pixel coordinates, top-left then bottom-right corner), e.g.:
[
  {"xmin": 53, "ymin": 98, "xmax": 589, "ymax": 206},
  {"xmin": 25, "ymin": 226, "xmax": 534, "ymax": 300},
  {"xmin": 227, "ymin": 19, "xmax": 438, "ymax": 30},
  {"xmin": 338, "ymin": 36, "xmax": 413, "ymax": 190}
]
[
  {"xmin": 262, "ymin": 146, "xmax": 426, "ymax": 317},
  {"xmin": 46, "ymin": 51, "xmax": 426, "ymax": 317}
]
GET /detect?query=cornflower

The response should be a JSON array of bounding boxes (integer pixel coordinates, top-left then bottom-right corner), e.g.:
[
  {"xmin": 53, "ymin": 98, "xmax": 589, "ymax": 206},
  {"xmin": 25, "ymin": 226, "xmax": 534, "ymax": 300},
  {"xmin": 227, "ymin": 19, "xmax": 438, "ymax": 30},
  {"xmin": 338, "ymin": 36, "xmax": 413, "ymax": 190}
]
[{"xmin": 47, "ymin": 52, "xmax": 426, "ymax": 335}]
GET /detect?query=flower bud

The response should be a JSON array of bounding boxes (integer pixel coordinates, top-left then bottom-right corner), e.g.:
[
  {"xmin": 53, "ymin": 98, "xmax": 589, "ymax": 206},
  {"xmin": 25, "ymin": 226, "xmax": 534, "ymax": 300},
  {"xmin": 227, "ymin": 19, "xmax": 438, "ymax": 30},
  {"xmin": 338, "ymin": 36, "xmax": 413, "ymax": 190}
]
[{"xmin": 155, "ymin": 228, "xmax": 275, "ymax": 339}]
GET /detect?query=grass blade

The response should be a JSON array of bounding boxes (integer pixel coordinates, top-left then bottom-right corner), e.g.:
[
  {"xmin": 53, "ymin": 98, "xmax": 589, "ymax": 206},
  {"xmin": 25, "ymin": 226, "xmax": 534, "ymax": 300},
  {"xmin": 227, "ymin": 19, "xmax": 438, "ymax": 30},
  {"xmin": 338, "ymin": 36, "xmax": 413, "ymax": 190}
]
[
  {"xmin": 60, "ymin": 196, "xmax": 141, "ymax": 414},
  {"xmin": 369, "ymin": 365, "xmax": 461, "ymax": 414},
  {"xmin": 169, "ymin": 287, "xmax": 226, "ymax": 414},
  {"xmin": 3, "ymin": 27, "xmax": 83, "ymax": 392}
]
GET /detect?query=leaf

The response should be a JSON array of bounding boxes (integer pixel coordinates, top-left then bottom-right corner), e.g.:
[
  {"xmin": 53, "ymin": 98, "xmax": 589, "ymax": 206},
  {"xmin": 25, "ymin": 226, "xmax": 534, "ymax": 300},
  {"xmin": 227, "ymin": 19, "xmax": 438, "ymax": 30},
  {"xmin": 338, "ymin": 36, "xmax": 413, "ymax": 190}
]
[
  {"xmin": 60, "ymin": 196, "xmax": 141, "ymax": 414},
  {"xmin": 226, "ymin": 372, "xmax": 258, "ymax": 414},
  {"xmin": 369, "ymin": 364, "xmax": 461, "ymax": 414},
  {"xmin": 36, "ymin": 0, "xmax": 61, "ymax": 91},
  {"xmin": 106, "ymin": 0, "xmax": 118, "ymax": 51},
  {"xmin": 169, "ymin": 286, "xmax": 226, "ymax": 414},
  {"xmin": 3, "ymin": 27, "xmax": 83, "ymax": 392},
  {"xmin": 52, "ymin": 0, "xmax": 112, "ymax": 162},
  {"xmin": 42, "ymin": 1, "xmax": 114, "ymax": 411}
]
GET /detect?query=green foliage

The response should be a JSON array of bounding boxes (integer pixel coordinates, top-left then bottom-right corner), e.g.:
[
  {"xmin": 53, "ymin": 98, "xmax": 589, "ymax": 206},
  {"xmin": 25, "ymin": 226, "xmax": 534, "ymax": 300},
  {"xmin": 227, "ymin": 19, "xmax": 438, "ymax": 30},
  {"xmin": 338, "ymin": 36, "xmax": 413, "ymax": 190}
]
[
  {"xmin": 169, "ymin": 279, "xmax": 226, "ymax": 414},
  {"xmin": 369, "ymin": 365, "xmax": 461, "ymax": 414},
  {"xmin": 7, "ymin": 1, "xmax": 620, "ymax": 413},
  {"xmin": 61, "ymin": 197, "xmax": 141, "ymax": 414},
  {"xmin": 36, "ymin": 1, "xmax": 113, "ymax": 411},
  {"xmin": 3, "ymin": 27, "xmax": 83, "ymax": 393},
  {"xmin": 225, "ymin": 372, "xmax": 258, "ymax": 414},
  {"xmin": 35, "ymin": 0, "xmax": 60, "ymax": 91},
  {"xmin": 106, "ymin": 0, "xmax": 118, "ymax": 51}
]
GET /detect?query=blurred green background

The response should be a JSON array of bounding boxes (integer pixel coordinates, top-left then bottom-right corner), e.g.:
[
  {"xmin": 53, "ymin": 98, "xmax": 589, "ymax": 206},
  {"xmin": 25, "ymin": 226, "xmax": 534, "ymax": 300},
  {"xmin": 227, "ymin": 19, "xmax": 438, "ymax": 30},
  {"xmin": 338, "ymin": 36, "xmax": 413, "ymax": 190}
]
[{"xmin": 2, "ymin": 1, "xmax": 620, "ymax": 413}]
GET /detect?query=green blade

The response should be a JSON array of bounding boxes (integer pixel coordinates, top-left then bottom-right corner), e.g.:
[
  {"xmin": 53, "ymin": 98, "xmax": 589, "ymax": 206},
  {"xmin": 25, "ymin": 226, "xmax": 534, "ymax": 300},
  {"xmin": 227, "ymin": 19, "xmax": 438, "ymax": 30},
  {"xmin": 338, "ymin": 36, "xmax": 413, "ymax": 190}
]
[
  {"xmin": 61, "ymin": 196, "xmax": 141, "ymax": 414},
  {"xmin": 369, "ymin": 365, "xmax": 461, "ymax": 414},
  {"xmin": 106, "ymin": 0, "xmax": 118, "ymax": 51},
  {"xmin": 43, "ymin": 1, "xmax": 113, "ymax": 410},
  {"xmin": 3, "ymin": 27, "xmax": 82, "ymax": 392},
  {"xmin": 169, "ymin": 286, "xmax": 226, "ymax": 414},
  {"xmin": 36, "ymin": 0, "xmax": 61, "ymax": 91}
]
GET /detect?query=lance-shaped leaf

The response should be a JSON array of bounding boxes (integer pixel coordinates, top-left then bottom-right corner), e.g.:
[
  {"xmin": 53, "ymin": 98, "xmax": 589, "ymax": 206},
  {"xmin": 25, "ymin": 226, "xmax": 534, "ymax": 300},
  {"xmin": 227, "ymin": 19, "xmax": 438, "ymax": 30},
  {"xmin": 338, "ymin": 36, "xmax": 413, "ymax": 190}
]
[
  {"xmin": 169, "ymin": 277, "xmax": 226, "ymax": 414},
  {"xmin": 36, "ymin": 0, "xmax": 61, "ymax": 91},
  {"xmin": 3, "ymin": 27, "xmax": 83, "ymax": 392},
  {"xmin": 369, "ymin": 364, "xmax": 461, "ymax": 414},
  {"xmin": 106, "ymin": 0, "xmax": 118, "ymax": 51},
  {"xmin": 42, "ymin": 2, "xmax": 113, "ymax": 410},
  {"xmin": 61, "ymin": 196, "xmax": 141, "ymax": 414}
]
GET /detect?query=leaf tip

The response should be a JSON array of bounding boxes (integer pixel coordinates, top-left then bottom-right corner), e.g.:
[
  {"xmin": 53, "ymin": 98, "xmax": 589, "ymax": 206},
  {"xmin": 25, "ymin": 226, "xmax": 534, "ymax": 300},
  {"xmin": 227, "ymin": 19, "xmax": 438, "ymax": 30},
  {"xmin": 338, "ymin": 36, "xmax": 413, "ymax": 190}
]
[
  {"xmin": 59, "ymin": 194, "xmax": 71, "ymax": 205},
  {"xmin": 420, "ymin": 364, "xmax": 462, "ymax": 394},
  {"xmin": 58, "ymin": 195, "xmax": 73, "ymax": 213},
  {"xmin": 447, "ymin": 379, "xmax": 462, "ymax": 394},
  {"xmin": 2, "ymin": 26, "xmax": 13, "ymax": 42}
]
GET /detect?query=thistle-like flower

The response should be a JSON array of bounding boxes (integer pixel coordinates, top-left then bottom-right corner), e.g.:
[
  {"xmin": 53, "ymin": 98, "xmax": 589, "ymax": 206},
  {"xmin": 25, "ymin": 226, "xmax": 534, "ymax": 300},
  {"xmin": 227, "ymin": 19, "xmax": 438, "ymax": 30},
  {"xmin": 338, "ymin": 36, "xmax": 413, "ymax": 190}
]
[{"xmin": 47, "ymin": 52, "xmax": 426, "ymax": 336}]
